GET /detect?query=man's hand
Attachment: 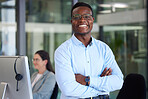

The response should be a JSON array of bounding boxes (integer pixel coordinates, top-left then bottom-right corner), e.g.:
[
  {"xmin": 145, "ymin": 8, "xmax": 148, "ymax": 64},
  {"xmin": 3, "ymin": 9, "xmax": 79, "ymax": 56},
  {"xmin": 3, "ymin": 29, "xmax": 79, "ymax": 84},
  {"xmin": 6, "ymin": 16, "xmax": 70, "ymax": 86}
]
[
  {"xmin": 75, "ymin": 74, "xmax": 87, "ymax": 85},
  {"xmin": 75, "ymin": 68, "xmax": 112, "ymax": 85},
  {"xmin": 100, "ymin": 67, "xmax": 112, "ymax": 77}
]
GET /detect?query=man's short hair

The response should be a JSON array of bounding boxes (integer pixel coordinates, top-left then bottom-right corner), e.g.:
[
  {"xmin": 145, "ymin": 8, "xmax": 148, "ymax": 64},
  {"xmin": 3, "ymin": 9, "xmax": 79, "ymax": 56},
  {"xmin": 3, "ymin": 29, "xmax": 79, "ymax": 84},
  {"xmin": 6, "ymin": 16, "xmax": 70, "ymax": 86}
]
[{"xmin": 71, "ymin": 2, "xmax": 93, "ymax": 17}]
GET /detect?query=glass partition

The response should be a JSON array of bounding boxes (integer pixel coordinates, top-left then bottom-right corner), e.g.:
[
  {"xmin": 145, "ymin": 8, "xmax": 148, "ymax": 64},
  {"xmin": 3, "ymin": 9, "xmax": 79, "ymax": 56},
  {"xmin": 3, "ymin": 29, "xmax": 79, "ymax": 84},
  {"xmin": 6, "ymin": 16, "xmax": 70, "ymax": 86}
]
[
  {"xmin": 103, "ymin": 23, "xmax": 147, "ymax": 98},
  {"xmin": 98, "ymin": 0, "xmax": 145, "ymax": 14},
  {"xmin": 25, "ymin": 0, "xmax": 147, "ymax": 98},
  {"xmin": 0, "ymin": 0, "xmax": 16, "ymax": 55}
]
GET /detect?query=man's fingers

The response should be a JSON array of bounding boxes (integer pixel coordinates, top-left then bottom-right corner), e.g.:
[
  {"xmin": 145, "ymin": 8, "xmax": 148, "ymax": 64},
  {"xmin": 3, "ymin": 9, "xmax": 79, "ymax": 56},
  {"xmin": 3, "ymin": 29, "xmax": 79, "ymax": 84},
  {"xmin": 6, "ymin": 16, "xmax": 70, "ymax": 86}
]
[
  {"xmin": 108, "ymin": 68, "xmax": 112, "ymax": 72},
  {"xmin": 107, "ymin": 68, "xmax": 112, "ymax": 75},
  {"xmin": 105, "ymin": 70, "xmax": 109, "ymax": 75},
  {"xmin": 101, "ymin": 68, "xmax": 112, "ymax": 77},
  {"xmin": 102, "ymin": 68, "xmax": 107, "ymax": 74},
  {"xmin": 101, "ymin": 68, "xmax": 107, "ymax": 77}
]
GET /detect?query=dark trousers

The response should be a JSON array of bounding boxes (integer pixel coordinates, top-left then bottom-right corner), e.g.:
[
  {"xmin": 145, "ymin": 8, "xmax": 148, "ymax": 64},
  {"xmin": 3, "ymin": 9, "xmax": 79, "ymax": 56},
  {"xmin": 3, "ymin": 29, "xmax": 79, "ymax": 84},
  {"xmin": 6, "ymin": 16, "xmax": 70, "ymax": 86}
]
[{"xmin": 84, "ymin": 95, "xmax": 109, "ymax": 99}]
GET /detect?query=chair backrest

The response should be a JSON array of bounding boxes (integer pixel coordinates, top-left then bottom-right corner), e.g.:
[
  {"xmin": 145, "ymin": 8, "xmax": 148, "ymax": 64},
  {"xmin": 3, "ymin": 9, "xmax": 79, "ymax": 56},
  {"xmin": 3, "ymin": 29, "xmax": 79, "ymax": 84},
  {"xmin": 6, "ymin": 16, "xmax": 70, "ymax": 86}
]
[
  {"xmin": 116, "ymin": 73, "xmax": 146, "ymax": 99},
  {"xmin": 50, "ymin": 83, "xmax": 58, "ymax": 99}
]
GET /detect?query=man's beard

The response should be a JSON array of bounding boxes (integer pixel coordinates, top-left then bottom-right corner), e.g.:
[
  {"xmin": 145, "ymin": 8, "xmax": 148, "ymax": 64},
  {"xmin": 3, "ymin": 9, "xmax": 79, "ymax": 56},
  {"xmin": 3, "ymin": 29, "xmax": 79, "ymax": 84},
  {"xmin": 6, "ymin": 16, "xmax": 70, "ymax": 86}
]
[{"xmin": 73, "ymin": 30, "xmax": 91, "ymax": 35}]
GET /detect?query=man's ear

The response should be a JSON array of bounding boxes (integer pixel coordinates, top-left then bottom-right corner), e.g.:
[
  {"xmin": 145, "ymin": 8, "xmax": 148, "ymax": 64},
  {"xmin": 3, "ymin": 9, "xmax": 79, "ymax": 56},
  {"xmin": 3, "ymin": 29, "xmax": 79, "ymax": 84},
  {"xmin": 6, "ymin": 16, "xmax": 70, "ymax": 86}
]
[{"xmin": 92, "ymin": 17, "xmax": 94, "ymax": 22}]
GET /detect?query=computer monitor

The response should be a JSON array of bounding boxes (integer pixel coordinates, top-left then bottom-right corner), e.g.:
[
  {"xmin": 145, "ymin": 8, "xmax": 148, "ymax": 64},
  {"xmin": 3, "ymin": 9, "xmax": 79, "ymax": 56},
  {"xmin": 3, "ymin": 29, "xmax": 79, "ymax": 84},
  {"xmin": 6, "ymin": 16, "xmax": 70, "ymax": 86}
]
[{"xmin": 0, "ymin": 56, "xmax": 33, "ymax": 99}]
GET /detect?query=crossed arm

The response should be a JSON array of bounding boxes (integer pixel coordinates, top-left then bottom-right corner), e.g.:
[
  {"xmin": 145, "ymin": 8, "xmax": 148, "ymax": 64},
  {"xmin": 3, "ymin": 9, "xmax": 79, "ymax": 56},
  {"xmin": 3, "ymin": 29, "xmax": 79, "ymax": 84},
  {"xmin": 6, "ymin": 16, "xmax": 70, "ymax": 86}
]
[{"xmin": 75, "ymin": 67, "xmax": 112, "ymax": 86}]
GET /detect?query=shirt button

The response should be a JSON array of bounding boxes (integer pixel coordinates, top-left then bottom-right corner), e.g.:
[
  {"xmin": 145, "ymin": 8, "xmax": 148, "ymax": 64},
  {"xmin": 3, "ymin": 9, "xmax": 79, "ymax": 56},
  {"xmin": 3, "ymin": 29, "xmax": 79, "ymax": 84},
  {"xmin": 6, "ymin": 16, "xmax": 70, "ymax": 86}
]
[{"xmin": 87, "ymin": 61, "xmax": 89, "ymax": 63}]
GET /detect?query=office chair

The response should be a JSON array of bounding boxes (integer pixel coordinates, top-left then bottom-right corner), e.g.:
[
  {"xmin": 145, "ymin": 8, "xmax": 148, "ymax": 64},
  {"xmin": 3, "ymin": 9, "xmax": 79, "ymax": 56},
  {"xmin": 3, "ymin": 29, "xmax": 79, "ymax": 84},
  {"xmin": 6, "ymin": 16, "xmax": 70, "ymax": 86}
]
[
  {"xmin": 50, "ymin": 83, "xmax": 58, "ymax": 99},
  {"xmin": 116, "ymin": 73, "xmax": 146, "ymax": 99}
]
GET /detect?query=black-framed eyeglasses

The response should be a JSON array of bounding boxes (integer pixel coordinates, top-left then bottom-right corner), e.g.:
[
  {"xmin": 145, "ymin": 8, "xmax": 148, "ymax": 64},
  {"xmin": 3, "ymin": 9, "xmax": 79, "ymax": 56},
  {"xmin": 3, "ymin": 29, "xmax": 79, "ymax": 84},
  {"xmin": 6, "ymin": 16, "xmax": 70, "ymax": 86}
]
[{"xmin": 72, "ymin": 14, "xmax": 92, "ymax": 20}]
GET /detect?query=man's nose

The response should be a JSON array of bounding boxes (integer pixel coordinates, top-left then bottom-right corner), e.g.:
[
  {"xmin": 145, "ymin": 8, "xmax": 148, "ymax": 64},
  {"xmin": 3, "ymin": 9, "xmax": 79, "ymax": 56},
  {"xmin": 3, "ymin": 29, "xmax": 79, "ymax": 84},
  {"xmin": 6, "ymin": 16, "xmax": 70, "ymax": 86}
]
[{"xmin": 79, "ymin": 16, "xmax": 85, "ymax": 20}]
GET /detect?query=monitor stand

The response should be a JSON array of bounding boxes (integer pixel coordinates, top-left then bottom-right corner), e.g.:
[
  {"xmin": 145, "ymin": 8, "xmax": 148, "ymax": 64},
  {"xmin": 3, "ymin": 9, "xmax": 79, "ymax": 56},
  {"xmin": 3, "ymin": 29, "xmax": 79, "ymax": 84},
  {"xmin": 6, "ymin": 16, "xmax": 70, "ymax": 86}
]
[{"xmin": 0, "ymin": 82, "xmax": 8, "ymax": 99}]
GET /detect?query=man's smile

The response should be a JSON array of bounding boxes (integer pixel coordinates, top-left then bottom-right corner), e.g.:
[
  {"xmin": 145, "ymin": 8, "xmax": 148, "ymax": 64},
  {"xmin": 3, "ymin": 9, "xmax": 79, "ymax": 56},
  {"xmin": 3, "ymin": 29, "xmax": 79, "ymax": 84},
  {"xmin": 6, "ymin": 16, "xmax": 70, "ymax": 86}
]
[{"xmin": 78, "ymin": 24, "xmax": 87, "ymax": 27}]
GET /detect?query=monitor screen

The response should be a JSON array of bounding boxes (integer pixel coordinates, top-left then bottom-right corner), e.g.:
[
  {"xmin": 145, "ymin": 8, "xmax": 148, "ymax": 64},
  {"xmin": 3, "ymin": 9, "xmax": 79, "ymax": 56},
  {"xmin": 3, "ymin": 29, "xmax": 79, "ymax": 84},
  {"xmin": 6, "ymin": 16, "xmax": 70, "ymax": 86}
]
[{"xmin": 0, "ymin": 56, "xmax": 33, "ymax": 99}]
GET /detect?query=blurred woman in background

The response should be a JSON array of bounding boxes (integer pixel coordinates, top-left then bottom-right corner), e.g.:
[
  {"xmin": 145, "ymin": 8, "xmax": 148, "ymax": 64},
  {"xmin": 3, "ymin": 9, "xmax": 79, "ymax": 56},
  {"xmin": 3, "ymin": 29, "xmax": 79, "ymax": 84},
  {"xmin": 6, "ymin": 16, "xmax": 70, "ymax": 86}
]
[{"xmin": 31, "ymin": 50, "xmax": 56, "ymax": 99}]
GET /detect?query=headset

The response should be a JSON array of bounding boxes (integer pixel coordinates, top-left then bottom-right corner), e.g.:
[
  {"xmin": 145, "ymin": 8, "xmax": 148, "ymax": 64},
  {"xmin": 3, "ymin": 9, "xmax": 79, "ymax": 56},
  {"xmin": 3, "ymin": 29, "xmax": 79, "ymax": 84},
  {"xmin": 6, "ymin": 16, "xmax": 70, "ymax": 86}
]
[{"xmin": 14, "ymin": 57, "xmax": 23, "ymax": 91}]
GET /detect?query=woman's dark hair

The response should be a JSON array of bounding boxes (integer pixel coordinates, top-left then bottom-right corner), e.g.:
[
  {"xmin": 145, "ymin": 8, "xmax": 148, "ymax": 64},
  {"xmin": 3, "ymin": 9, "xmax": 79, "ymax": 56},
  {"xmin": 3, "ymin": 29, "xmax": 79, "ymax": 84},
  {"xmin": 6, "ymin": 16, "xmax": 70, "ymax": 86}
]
[
  {"xmin": 71, "ymin": 2, "xmax": 93, "ymax": 17},
  {"xmin": 35, "ymin": 50, "xmax": 55, "ymax": 73}
]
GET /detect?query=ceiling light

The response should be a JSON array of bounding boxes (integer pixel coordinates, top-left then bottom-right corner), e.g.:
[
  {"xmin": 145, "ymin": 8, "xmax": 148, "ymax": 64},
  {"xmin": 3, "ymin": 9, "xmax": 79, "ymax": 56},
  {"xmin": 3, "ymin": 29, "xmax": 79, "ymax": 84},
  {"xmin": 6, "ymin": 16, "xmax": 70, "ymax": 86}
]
[
  {"xmin": 112, "ymin": 3, "xmax": 128, "ymax": 8},
  {"xmin": 99, "ymin": 10, "xmax": 112, "ymax": 14},
  {"xmin": 99, "ymin": 4, "xmax": 111, "ymax": 8},
  {"xmin": 99, "ymin": 3, "xmax": 128, "ymax": 8}
]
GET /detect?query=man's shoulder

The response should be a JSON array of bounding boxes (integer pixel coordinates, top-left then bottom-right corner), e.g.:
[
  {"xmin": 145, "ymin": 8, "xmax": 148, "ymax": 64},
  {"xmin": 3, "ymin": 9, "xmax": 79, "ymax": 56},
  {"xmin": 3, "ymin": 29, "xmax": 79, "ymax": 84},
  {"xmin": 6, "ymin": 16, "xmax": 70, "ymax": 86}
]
[
  {"xmin": 93, "ymin": 38, "xmax": 108, "ymax": 46},
  {"xmin": 55, "ymin": 38, "xmax": 73, "ymax": 51}
]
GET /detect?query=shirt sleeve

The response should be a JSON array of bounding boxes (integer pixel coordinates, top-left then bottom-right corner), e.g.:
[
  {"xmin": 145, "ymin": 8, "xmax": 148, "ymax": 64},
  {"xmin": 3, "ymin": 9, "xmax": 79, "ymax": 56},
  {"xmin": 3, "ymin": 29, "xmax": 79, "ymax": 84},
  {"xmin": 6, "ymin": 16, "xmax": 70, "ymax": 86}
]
[
  {"xmin": 89, "ymin": 45, "xmax": 124, "ymax": 92},
  {"xmin": 54, "ymin": 47, "xmax": 102, "ymax": 98}
]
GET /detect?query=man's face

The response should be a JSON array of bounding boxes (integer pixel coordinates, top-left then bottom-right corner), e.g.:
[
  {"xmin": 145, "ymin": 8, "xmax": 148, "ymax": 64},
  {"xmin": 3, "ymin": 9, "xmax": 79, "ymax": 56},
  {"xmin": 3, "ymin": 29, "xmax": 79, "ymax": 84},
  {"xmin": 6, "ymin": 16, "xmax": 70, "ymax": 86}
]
[{"xmin": 71, "ymin": 6, "xmax": 94, "ymax": 35}]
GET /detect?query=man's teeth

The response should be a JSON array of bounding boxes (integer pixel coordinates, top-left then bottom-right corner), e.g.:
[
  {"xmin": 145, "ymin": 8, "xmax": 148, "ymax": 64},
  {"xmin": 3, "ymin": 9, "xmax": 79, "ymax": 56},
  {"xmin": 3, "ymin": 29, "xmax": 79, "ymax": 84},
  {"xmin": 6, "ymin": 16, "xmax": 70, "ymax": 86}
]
[{"xmin": 79, "ymin": 25, "xmax": 87, "ymax": 27}]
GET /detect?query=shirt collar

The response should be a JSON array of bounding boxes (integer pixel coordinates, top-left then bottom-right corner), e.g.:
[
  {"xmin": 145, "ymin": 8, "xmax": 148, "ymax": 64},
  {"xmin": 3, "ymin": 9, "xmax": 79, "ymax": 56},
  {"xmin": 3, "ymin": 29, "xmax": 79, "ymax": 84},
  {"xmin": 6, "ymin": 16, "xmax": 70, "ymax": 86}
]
[{"xmin": 71, "ymin": 34, "xmax": 94, "ymax": 46}]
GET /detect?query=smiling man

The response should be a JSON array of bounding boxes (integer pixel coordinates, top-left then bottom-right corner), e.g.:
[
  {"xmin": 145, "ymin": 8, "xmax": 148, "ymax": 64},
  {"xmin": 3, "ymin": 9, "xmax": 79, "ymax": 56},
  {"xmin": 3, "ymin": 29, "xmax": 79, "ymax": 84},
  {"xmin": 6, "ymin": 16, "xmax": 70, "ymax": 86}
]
[{"xmin": 54, "ymin": 2, "xmax": 124, "ymax": 99}]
